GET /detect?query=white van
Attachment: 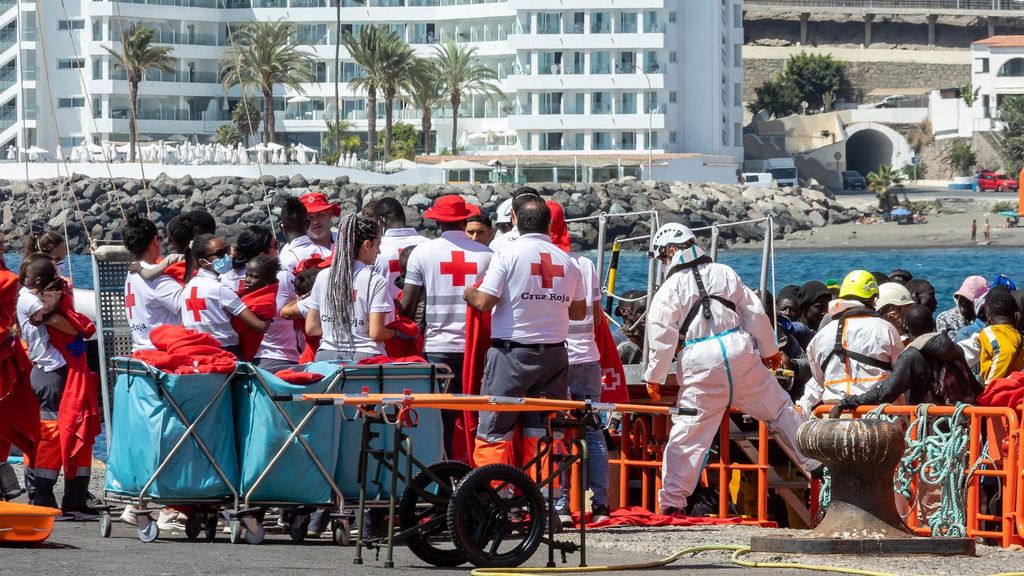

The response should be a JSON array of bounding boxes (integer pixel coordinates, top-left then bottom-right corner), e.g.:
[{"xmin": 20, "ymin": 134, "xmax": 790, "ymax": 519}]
[{"xmin": 741, "ymin": 172, "xmax": 773, "ymax": 188}]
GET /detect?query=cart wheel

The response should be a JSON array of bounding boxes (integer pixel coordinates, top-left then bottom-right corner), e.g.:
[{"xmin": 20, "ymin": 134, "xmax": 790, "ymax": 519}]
[
  {"xmin": 229, "ymin": 519, "xmax": 244, "ymax": 545},
  {"xmin": 204, "ymin": 513, "xmax": 218, "ymax": 541},
  {"xmin": 398, "ymin": 460, "xmax": 472, "ymax": 566},
  {"xmin": 447, "ymin": 464, "xmax": 545, "ymax": 568},
  {"xmin": 137, "ymin": 515, "xmax": 160, "ymax": 543},
  {"xmin": 289, "ymin": 514, "xmax": 310, "ymax": 543},
  {"xmin": 243, "ymin": 516, "xmax": 265, "ymax": 545},
  {"xmin": 331, "ymin": 519, "xmax": 350, "ymax": 546},
  {"xmin": 99, "ymin": 510, "xmax": 112, "ymax": 538},
  {"xmin": 185, "ymin": 513, "xmax": 203, "ymax": 540}
]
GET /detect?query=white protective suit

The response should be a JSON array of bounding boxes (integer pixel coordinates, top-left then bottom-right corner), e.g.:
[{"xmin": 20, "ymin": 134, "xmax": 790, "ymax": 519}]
[
  {"xmin": 644, "ymin": 260, "xmax": 820, "ymax": 512},
  {"xmin": 800, "ymin": 299, "xmax": 905, "ymax": 415}
]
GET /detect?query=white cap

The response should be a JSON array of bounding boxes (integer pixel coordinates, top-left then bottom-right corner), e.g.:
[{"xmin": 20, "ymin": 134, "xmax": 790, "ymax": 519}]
[
  {"xmin": 495, "ymin": 198, "xmax": 513, "ymax": 224},
  {"xmin": 876, "ymin": 282, "xmax": 914, "ymax": 310},
  {"xmin": 652, "ymin": 223, "xmax": 696, "ymax": 251}
]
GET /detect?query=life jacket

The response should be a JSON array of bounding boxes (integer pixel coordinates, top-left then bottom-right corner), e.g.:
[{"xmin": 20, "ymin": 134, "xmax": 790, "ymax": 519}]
[
  {"xmin": 668, "ymin": 257, "xmax": 737, "ymax": 344},
  {"xmin": 822, "ymin": 307, "xmax": 894, "ymax": 373}
]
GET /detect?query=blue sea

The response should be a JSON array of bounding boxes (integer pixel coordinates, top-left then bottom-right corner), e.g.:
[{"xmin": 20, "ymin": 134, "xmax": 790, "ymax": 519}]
[{"xmin": 42, "ymin": 246, "xmax": 1024, "ymax": 305}]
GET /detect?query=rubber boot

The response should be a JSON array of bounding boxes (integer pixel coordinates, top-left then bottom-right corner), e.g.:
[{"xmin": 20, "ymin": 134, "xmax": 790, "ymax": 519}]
[
  {"xmin": 61, "ymin": 475, "xmax": 91, "ymax": 512},
  {"xmin": 0, "ymin": 462, "xmax": 22, "ymax": 501},
  {"xmin": 31, "ymin": 476, "xmax": 59, "ymax": 509}
]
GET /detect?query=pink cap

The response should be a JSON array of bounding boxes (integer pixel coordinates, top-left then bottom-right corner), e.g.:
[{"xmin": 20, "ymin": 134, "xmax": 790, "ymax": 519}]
[{"xmin": 955, "ymin": 275, "xmax": 988, "ymax": 302}]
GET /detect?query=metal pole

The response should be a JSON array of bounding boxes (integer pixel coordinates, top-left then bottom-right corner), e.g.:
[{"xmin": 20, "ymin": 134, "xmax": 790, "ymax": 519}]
[
  {"xmin": 758, "ymin": 217, "xmax": 773, "ymax": 306},
  {"xmin": 595, "ymin": 214, "xmax": 607, "ymax": 284},
  {"xmin": 641, "ymin": 210, "xmax": 657, "ymax": 374},
  {"xmin": 710, "ymin": 224, "xmax": 720, "ymax": 262}
]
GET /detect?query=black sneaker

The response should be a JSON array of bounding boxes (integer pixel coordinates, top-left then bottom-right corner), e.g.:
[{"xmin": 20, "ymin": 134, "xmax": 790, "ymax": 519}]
[
  {"xmin": 591, "ymin": 504, "xmax": 611, "ymax": 523},
  {"xmin": 556, "ymin": 509, "xmax": 574, "ymax": 528},
  {"xmin": 62, "ymin": 507, "xmax": 100, "ymax": 521},
  {"xmin": 660, "ymin": 507, "xmax": 681, "ymax": 517}
]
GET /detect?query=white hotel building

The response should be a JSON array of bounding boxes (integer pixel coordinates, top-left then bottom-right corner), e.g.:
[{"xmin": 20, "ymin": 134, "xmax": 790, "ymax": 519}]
[{"xmin": 11, "ymin": 0, "xmax": 743, "ymax": 169}]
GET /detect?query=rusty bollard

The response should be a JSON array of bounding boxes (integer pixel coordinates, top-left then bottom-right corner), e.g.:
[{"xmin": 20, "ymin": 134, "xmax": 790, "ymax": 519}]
[{"xmin": 749, "ymin": 418, "xmax": 975, "ymax": 555}]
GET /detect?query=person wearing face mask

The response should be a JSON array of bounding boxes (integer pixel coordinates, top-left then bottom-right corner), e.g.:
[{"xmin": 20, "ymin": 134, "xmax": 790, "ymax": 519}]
[
  {"xmin": 24, "ymin": 231, "xmax": 69, "ymax": 283},
  {"xmin": 220, "ymin": 225, "xmax": 279, "ymax": 294},
  {"xmin": 181, "ymin": 234, "xmax": 268, "ymax": 356},
  {"xmin": 642, "ymin": 223, "xmax": 820, "ymax": 516}
]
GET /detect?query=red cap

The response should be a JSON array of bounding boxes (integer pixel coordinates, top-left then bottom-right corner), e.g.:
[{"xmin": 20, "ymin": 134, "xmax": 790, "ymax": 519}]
[
  {"xmin": 546, "ymin": 200, "xmax": 570, "ymax": 253},
  {"xmin": 300, "ymin": 192, "xmax": 341, "ymax": 216},
  {"xmin": 466, "ymin": 203, "xmax": 482, "ymax": 217},
  {"xmin": 423, "ymin": 195, "xmax": 474, "ymax": 223}
]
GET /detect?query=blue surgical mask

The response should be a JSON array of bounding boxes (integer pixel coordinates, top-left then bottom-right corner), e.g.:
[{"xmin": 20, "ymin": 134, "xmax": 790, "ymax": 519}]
[{"xmin": 211, "ymin": 254, "xmax": 233, "ymax": 275}]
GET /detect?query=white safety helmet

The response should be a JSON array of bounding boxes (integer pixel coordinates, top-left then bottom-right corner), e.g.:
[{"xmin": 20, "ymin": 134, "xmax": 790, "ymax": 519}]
[
  {"xmin": 495, "ymin": 198, "xmax": 514, "ymax": 224},
  {"xmin": 652, "ymin": 223, "xmax": 696, "ymax": 252},
  {"xmin": 876, "ymin": 282, "xmax": 914, "ymax": 310}
]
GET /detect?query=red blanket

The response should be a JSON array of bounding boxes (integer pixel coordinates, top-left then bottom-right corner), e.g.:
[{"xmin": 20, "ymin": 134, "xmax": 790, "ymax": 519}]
[
  {"xmin": 596, "ymin": 312, "xmax": 630, "ymax": 404},
  {"xmin": 356, "ymin": 355, "xmax": 427, "ymax": 365},
  {"xmin": 230, "ymin": 283, "xmax": 278, "ymax": 362},
  {"xmin": 274, "ymin": 368, "xmax": 323, "ymax": 385},
  {"xmin": 162, "ymin": 260, "xmax": 187, "ymax": 286},
  {"xmin": 133, "ymin": 325, "xmax": 237, "ymax": 374},
  {"xmin": 977, "ymin": 371, "xmax": 1024, "ymax": 408},
  {"xmin": 572, "ymin": 506, "xmax": 744, "ymax": 529},
  {"xmin": 47, "ymin": 291, "xmax": 101, "ymax": 475},
  {"xmin": 460, "ymin": 285, "xmax": 491, "ymax": 466},
  {"xmin": 0, "ymin": 267, "xmax": 37, "ymax": 461},
  {"xmin": 384, "ymin": 317, "xmax": 424, "ymax": 358}
]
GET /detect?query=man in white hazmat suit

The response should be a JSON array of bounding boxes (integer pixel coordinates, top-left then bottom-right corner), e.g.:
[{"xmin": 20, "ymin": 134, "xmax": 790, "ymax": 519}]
[{"xmin": 643, "ymin": 223, "xmax": 820, "ymax": 515}]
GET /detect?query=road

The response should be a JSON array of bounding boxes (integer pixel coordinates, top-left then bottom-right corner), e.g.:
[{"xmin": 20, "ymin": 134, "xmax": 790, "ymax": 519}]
[
  {"xmin": 0, "ymin": 520, "xmax": 824, "ymax": 576},
  {"xmin": 832, "ymin": 185, "xmax": 1017, "ymax": 202}
]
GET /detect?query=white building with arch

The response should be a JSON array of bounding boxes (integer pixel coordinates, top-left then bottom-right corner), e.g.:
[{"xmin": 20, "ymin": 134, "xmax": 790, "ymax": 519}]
[{"xmin": 970, "ymin": 35, "xmax": 1024, "ymax": 131}]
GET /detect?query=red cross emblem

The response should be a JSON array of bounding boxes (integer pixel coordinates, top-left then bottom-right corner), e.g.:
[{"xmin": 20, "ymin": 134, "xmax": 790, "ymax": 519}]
[
  {"xmin": 185, "ymin": 286, "xmax": 207, "ymax": 322},
  {"xmin": 125, "ymin": 284, "xmax": 136, "ymax": 319},
  {"xmin": 530, "ymin": 252, "xmax": 565, "ymax": 289},
  {"xmin": 388, "ymin": 259, "xmax": 401, "ymax": 273},
  {"xmin": 439, "ymin": 251, "xmax": 477, "ymax": 287},
  {"xmin": 601, "ymin": 368, "xmax": 621, "ymax": 391}
]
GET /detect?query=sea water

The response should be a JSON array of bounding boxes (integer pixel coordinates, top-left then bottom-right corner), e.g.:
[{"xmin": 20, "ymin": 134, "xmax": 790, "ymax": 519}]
[{"xmin": 46, "ymin": 245, "xmax": 1024, "ymax": 306}]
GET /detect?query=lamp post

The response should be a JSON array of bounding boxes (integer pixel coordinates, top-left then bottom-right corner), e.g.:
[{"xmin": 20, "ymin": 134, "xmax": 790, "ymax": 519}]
[{"xmin": 625, "ymin": 63, "xmax": 655, "ymax": 179}]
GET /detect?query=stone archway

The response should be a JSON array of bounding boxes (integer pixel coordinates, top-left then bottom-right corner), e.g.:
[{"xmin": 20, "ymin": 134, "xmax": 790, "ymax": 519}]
[{"xmin": 844, "ymin": 123, "xmax": 913, "ymax": 176}]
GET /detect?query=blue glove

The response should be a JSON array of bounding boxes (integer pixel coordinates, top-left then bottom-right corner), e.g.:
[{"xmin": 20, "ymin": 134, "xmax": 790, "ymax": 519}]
[
  {"xmin": 67, "ymin": 335, "xmax": 87, "ymax": 357},
  {"xmin": 392, "ymin": 330, "xmax": 413, "ymax": 341}
]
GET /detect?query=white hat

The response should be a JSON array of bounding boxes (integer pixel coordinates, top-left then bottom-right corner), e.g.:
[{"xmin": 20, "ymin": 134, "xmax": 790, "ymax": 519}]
[
  {"xmin": 495, "ymin": 198, "xmax": 513, "ymax": 224},
  {"xmin": 652, "ymin": 223, "xmax": 696, "ymax": 251},
  {"xmin": 876, "ymin": 282, "xmax": 914, "ymax": 310}
]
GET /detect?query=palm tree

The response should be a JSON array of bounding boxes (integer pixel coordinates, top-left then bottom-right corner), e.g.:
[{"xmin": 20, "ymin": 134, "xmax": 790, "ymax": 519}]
[
  {"xmin": 342, "ymin": 25, "xmax": 396, "ymax": 164},
  {"xmin": 404, "ymin": 58, "xmax": 445, "ymax": 155},
  {"xmin": 220, "ymin": 20, "xmax": 317, "ymax": 145},
  {"xmin": 231, "ymin": 99, "xmax": 261, "ymax": 146},
  {"xmin": 334, "ymin": 1, "xmax": 365, "ymax": 159},
  {"xmin": 868, "ymin": 164, "xmax": 903, "ymax": 211},
  {"xmin": 376, "ymin": 36, "xmax": 416, "ymax": 164},
  {"xmin": 104, "ymin": 24, "xmax": 175, "ymax": 162},
  {"xmin": 433, "ymin": 40, "xmax": 502, "ymax": 154}
]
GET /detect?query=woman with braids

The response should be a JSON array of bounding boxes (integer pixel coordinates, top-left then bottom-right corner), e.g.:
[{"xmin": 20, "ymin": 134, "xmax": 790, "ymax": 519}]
[
  {"xmin": 220, "ymin": 225, "xmax": 279, "ymax": 293},
  {"xmin": 180, "ymin": 234, "xmax": 268, "ymax": 356},
  {"xmin": 24, "ymin": 231, "xmax": 69, "ymax": 282},
  {"xmin": 304, "ymin": 214, "xmax": 396, "ymax": 361}
]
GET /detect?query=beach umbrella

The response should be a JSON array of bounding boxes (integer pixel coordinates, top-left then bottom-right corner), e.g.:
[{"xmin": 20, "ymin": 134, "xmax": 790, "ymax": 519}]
[
  {"xmin": 999, "ymin": 210, "xmax": 1019, "ymax": 218},
  {"xmin": 69, "ymin": 148, "xmax": 81, "ymax": 163},
  {"xmin": 287, "ymin": 95, "xmax": 310, "ymax": 104},
  {"xmin": 264, "ymin": 142, "xmax": 285, "ymax": 151},
  {"xmin": 5, "ymin": 145, "xmax": 13, "ymax": 161}
]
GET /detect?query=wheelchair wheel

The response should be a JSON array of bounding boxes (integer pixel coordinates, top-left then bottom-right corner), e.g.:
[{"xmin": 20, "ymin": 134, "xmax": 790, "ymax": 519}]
[
  {"xmin": 398, "ymin": 460, "xmax": 472, "ymax": 567},
  {"xmin": 447, "ymin": 464, "xmax": 545, "ymax": 568}
]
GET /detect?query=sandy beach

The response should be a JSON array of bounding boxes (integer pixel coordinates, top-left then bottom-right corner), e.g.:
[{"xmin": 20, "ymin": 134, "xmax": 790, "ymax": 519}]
[{"xmin": 773, "ymin": 195, "xmax": 1024, "ymax": 251}]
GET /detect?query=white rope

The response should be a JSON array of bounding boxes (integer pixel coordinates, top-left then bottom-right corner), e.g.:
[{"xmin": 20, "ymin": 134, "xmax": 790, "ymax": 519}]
[{"xmin": 602, "ymin": 287, "xmax": 647, "ymax": 303}]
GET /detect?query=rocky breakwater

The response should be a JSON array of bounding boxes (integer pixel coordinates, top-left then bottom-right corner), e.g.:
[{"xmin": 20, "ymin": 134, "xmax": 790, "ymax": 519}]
[{"xmin": 0, "ymin": 173, "xmax": 860, "ymax": 253}]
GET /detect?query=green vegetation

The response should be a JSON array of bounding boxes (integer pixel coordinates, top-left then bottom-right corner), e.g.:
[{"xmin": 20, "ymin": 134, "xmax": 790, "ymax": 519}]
[
  {"xmin": 214, "ymin": 124, "xmax": 242, "ymax": 146},
  {"xmin": 748, "ymin": 52, "xmax": 848, "ymax": 118},
  {"xmin": 377, "ymin": 122, "xmax": 417, "ymax": 160},
  {"xmin": 231, "ymin": 99, "xmax": 261, "ymax": 146},
  {"xmin": 996, "ymin": 95, "xmax": 1024, "ymax": 176},
  {"xmin": 868, "ymin": 164, "xmax": 902, "ymax": 210},
  {"xmin": 433, "ymin": 40, "xmax": 503, "ymax": 154},
  {"xmin": 947, "ymin": 139, "xmax": 976, "ymax": 177}
]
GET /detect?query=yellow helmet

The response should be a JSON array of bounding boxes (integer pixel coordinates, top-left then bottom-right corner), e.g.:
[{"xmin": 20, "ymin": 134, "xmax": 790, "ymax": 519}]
[{"xmin": 839, "ymin": 270, "xmax": 879, "ymax": 300}]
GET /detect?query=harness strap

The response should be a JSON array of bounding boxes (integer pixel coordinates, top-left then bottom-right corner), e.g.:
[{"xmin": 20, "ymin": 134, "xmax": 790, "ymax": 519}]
[
  {"xmin": 679, "ymin": 264, "xmax": 737, "ymax": 341},
  {"xmin": 822, "ymin": 312, "xmax": 894, "ymax": 373}
]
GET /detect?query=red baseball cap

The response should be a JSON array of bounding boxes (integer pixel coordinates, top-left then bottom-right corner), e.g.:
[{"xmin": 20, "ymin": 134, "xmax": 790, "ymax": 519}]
[
  {"xmin": 424, "ymin": 195, "xmax": 474, "ymax": 223},
  {"xmin": 300, "ymin": 192, "xmax": 341, "ymax": 216}
]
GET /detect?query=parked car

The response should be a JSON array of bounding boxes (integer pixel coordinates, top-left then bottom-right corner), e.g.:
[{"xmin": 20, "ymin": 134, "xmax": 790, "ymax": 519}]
[
  {"xmin": 842, "ymin": 170, "xmax": 867, "ymax": 190},
  {"xmin": 977, "ymin": 172, "xmax": 1019, "ymax": 192},
  {"xmin": 875, "ymin": 95, "xmax": 911, "ymax": 108}
]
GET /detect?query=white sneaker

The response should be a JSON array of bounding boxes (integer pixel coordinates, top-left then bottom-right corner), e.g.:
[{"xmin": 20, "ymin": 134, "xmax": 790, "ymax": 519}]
[
  {"xmin": 120, "ymin": 505, "xmax": 139, "ymax": 526},
  {"xmin": 157, "ymin": 509, "xmax": 187, "ymax": 532}
]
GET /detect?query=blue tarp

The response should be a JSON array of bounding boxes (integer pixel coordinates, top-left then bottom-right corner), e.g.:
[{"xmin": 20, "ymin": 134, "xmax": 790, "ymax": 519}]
[
  {"xmin": 105, "ymin": 366, "xmax": 239, "ymax": 500},
  {"xmin": 890, "ymin": 207, "xmax": 911, "ymax": 216},
  {"xmin": 234, "ymin": 364, "xmax": 342, "ymax": 504}
]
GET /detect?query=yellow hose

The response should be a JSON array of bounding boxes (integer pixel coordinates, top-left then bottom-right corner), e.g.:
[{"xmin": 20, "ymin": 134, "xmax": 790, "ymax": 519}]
[{"xmin": 469, "ymin": 545, "xmax": 899, "ymax": 576}]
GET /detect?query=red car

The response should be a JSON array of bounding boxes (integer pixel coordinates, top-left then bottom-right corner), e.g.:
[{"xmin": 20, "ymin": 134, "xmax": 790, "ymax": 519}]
[{"xmin": 977, "ymin": 172, "xmax": 1019, "ymax": 192}]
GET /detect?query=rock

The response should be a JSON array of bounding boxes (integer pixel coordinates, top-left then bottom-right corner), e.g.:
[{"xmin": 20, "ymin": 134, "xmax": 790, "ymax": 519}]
[
  {"xmin": 122, "ymin": 180, "xmax": 141, "ymax": 195},
  {"xmin": 48, "ymin": 208, "xmax": 69, "ymax": 229},
  {"xmin": 82, "ymin": 182, "xmax": 103, "ymax": 202},
  {"xmin": 609, "ymin": 202, "xmax": 627, "ymax": 215},
  {"xmin": 407, "ymin": 193, "xmax": 430, "ymax": 208},
  {"xmin": 288, "ymin": 174, "xmax": 309, "ymax": 189},
  {"xmin": 178, "ymin": 174, "xmax": 195, "ymax": 187},
  {"xmin": 808, "ymin": 210, "xmax": 827, "ymax": 228}
]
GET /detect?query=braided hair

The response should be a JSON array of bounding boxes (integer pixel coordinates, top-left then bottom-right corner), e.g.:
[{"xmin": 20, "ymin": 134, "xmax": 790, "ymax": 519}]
[
  {"xmin": 326, "ymin": 213, "xmax": 380, "ymax": 345},
  {"xmin": 23, "ymin": 231, "xmax": 65, "ymax": 259}
]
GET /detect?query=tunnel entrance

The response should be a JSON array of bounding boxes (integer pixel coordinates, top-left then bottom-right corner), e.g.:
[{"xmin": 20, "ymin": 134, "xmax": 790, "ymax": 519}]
[{"xmin": 845, "ymin": 129, "xmax": 893, "ymax": 177}]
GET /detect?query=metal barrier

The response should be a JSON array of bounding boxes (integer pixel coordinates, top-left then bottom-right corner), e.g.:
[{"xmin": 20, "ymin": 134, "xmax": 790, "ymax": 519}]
[
  {"xmin": 91, "ymin": 243, "xmax": 135, "ymax": 455},
  {"xmin": 813, "ymin": 404, "xmax": 1022, "ymax": 548}
]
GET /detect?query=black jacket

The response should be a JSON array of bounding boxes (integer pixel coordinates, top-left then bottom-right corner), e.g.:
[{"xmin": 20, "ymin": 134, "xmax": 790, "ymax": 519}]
[{"xmin": 850, "ymin": 332, "xmax": 982, "ymax": 407}]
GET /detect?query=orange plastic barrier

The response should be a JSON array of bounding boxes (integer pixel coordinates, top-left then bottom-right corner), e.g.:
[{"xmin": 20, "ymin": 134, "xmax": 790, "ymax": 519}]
[{"xmin": 813, "ymin": 404, "xmax": 1022, "ymax": 548}]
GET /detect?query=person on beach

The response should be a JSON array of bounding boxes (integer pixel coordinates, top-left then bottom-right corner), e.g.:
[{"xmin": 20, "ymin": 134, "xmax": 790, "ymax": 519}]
[
  {"xmin": 400, "ymin": 195, "xmax": 492, "ymax": 457},
  {"xmin": 372, "ymin": 197, "xmax": 427, "ymax": 301},
  {"xmin": 280, "ymin": 193, "xmax": 339, "ymax": 276},
  {"xmin": 169, "ymin": 210, "xmax": 217, "ymax": 282},
  {"xmin": 641, "ymin": 222, "xmax": 819, "ymax": 516},
  {"xmin": 937, "ymin": 276, "xmax": 988, "ymax": 341},
  {"xmin": 984, "ymin": 218, "xmax": 991, "ymax": 242},
  {"xmin": 122, "ymin": 213, "xmax": 185, "ymax": 352},
  {"xmin": 181, "ymin": 234, "xmax": 268, "ymax": 356},
  {"xmin": 237, "ymin": 255, "xmax": 299, "ymax": 371},
  {"xmin": 304, "ymin": 215, "xmax": 395, "ymax": 362},
  {"xmin": 220, "ymin": 225, "xmax": 278, "ymax": 293},
  {"xmin": 971, "ymin": 220, "xmax": 977, "ymax": 244},
  {"xmin": 800, "ymin": 271, "xmax": 904, "ymax": 415},
  {"xmin": 489, "ymin": 189, "xmax": 539, "ymax": 253}
]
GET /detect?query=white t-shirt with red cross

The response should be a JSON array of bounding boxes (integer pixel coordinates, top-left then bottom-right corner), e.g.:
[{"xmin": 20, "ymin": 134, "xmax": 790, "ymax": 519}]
[
  {"xmin": 478, "ymin": 233, "xmax": 586, "ymax": 345},
  {"xmin": 567, "ymin": 254, "xmax": 601, "ymax": 365},
  {"xmin": 489, "ymin": 227, "xmax": 520, "ymax": 253},
  {"xmin": 305, "ymin": 261, "xmax": 394, "ymax": 356},
  {"xmin": 405, "ymin": 230, "xmax": 493, "ymax": 353},
  {"xmin": 279, "ymin": 234, "xmax": 335, "ymax": 275},
  {"xmin": 181, "ymin": 269, "xmax": 249, "ymax": 346},
  {"xmin": 255, "ymin": 270, "xmax": 300, "ymax": 362},
  {"xmin": 125, "ymin": 261, "xmax": 185, "ymax": 352},
  {"xmin": 219, "ymin": 267, "xmax": 246, "ymax": 294},
  {"xmin": 373, "ymin": 227, "xmax": 428, "ymax": 301}
]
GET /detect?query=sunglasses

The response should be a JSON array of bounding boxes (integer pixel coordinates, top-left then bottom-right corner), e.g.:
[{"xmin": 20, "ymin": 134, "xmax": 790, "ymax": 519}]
[{"xmin": 204, "ymin": 248, "xmax": 229, "ymax": 259}]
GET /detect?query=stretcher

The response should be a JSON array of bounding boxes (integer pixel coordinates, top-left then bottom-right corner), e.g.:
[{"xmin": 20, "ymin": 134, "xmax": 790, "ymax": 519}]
[
  {"xmin": 276, "ymin": 391, "xmax": 696, "ymax": 568},
  {"xmin": 0, "ymin": 502, "xmax": 61, "ymax": 544}
]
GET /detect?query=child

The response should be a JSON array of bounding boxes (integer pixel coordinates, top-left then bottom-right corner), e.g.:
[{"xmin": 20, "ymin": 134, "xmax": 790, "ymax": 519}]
[
  {"xmin": 235, "ymin": 255, "xmax": 298, "ymax": 369},
  {"xmin": 979, "ymin": 287, "xmax": 1024, "ymax": 384},
  {"xmin": 182, "ymin": 234, "xmax": 268, "ymax": 356},
  {"xmin": 245, "ymin": 255, "xmax": 281, "ymax": 294}
]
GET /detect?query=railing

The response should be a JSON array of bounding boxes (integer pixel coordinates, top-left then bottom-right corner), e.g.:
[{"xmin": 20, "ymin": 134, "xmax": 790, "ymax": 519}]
[
  {"xmin": 110, "ymin": 69, "xmax": 220, "ymax": 83},
  {"xmin": 0, "ymin": 69, "xmax": 16, "ymax": 93},
  {"xmin": 0, "ymin": 106, "xmax": 18, "ymax": 132},
  {"xmin": 0, "ymin": 0, "xmax": 15, "ymax": 13},
  {"xmin": 745, "ymin": 0, "xmax": 1024, "ymax": 10},
  {"xmin": 112, "ymin": 29, "xmax": 220, "ymax": 46},
  {"xmin": 644, "ymin": 22, "xmax": 666, "ymax": 33}
]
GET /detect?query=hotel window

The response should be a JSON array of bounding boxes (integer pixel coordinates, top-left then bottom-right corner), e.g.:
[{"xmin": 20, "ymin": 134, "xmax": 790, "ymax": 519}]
[
  {"xmin": 620, "ymin": 131, "xmax": 636, "ymax": 150},
  {"xmin": 592, "ymin": 91, "xmax": 612, "ymax": 114},
  {"xmin": 58, "ymin": 97, "xmax": 85, "ymax": 108},
  {"xmin": 620, "ymin": 92, "xmax": 637, "ymax": 114},
  {"xmin": 58, "ymin": 58, "xmax": 86, "ymax": 69},
  {"xmin": 92, "ymin": 20, "xmax": 102, "ymax": 41},
  {"xmin": 591, "ymin": 12, "xmax": 611, "ymax": 34},
  {"xmin": 537, "ymin": 13, "xmax": 561, "ymax": 35},
  {"xmin": 591, "ymin": 52, "xmax": 611, "ymax": 75},
  {"xmin": 619, "ymin": 12, "xmax": 638, "ymax": 34},
  {"xmin": 58, "ymin": 19, "xmax": 85, "ymax": 31},
  {"xmin": 593, "ymin": 132, "xmax": 612, "ymax": 150}
]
